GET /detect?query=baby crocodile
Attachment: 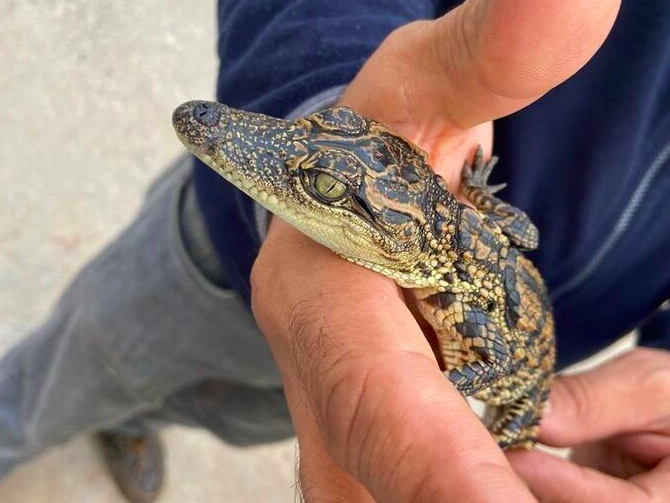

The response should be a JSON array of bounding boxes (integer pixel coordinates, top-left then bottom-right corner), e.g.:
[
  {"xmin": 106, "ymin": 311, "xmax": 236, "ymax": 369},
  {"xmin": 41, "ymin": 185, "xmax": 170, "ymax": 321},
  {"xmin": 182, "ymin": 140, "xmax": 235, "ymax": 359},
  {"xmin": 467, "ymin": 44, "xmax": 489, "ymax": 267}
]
[{"xmin": 172, "ymin": 101, "xmax": 556, "ymax": 449}]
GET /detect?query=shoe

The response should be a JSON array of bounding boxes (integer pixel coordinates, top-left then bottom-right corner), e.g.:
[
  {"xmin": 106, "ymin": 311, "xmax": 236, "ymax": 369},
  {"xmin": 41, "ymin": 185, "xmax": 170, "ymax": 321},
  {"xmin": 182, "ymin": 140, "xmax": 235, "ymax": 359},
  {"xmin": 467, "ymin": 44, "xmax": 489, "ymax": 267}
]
[{"xmin": 97, "ymin": 431, "xmax": 165, "ymax": 503}]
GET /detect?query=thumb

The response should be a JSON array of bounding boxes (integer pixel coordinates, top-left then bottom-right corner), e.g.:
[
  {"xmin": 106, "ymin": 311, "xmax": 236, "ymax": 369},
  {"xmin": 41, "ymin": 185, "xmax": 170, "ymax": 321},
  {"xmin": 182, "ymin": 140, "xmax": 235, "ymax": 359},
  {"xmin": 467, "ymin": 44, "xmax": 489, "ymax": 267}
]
[
  {"xmin": 538, "ymin": 348, "xmax": 670, "ymax": 447},
  {"xmin": 344, "ymin": 0, "xmax": 621, "ymax": 133}
]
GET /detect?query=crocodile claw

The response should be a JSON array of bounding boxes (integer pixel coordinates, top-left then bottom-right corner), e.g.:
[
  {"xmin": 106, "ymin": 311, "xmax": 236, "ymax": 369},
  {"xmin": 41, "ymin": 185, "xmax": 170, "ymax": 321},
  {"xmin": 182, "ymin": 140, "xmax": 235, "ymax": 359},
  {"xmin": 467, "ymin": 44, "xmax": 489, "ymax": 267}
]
[{"xmin": 463, "ymin": 145, "xmax": 504, "ymax": 194}]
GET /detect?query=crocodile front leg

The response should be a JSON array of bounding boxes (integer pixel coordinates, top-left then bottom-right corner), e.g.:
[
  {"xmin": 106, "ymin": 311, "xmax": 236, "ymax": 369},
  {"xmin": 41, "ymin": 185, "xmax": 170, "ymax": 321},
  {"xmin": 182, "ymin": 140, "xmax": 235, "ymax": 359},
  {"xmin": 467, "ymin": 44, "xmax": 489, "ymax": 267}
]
[{"xmin": 462, "ymin": 146, "xmax": 539, "ymax": 251}]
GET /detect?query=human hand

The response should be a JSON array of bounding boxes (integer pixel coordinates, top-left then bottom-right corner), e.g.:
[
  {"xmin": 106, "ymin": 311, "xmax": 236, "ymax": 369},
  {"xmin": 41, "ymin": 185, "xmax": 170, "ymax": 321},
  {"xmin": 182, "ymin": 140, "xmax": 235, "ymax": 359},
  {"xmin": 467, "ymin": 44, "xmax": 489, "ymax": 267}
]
[
  {"xmin": 508, "ymin": 347, "xmax": 670, "ymax": 502},
  {"xmin": 252, "ymin": 1, "xmax": 620, "ymax": 501}
]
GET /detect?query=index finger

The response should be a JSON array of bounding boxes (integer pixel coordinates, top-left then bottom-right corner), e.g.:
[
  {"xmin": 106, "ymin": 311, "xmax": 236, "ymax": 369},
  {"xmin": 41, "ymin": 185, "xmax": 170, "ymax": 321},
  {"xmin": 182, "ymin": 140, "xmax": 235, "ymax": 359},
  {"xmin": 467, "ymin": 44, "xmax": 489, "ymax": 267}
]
[{"xmin": 538, "ymin": 348, "xmax": 670, "ymax": 447}]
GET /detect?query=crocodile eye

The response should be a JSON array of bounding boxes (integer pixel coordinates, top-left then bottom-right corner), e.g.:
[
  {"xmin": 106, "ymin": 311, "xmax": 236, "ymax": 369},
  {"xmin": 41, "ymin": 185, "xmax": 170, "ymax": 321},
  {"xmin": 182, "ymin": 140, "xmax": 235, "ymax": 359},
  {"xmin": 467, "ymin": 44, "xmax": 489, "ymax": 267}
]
[{"xmin": 313, "ymin": 172, "xmax": 347, "ymax": 200}]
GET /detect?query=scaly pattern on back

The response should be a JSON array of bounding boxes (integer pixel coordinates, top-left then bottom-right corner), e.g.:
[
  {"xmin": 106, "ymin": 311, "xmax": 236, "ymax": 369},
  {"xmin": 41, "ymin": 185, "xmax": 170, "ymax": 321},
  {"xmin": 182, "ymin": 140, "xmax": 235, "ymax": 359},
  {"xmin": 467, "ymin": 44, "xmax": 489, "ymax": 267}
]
[{"xmin": 172, "ymin": 101, "xmax": 556, "ymax": 449}]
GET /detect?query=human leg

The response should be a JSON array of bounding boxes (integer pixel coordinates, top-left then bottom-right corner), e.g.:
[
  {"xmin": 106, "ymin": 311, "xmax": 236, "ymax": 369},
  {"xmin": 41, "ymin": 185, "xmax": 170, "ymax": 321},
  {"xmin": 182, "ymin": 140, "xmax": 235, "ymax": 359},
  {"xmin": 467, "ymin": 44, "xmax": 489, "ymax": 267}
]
[{"xmin": 0, "ymin": 157, "xmax": 285, "ymax": 479}]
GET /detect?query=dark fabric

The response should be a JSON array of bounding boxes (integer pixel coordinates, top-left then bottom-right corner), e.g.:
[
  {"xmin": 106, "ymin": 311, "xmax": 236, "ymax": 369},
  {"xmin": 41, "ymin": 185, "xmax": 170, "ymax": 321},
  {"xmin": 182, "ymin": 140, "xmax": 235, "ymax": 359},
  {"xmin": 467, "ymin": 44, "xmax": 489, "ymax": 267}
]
[
  {"xmin": 193, "ymin": 0, "xmax": 670, "ymax": 368},
  {"xmin": 639, "ymin": 305, "xmax": 670, "ymax": 349}
]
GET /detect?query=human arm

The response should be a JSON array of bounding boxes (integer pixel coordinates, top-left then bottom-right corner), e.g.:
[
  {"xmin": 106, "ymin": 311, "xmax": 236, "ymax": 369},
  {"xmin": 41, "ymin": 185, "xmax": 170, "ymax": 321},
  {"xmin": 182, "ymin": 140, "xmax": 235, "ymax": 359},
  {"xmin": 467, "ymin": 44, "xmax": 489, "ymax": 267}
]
[{"xmin": 250, "ymin": 1, "xmax": 620, "ymax": 501}]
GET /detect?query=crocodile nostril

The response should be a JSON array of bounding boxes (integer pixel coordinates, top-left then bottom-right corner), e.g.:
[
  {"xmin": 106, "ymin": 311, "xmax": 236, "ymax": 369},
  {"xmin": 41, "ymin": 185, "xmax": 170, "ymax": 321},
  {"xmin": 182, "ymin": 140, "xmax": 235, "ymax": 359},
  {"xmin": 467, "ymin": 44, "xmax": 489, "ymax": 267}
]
[{"xmin": 193, "ymin": 102, "xmax": 221, "ymax": 127}]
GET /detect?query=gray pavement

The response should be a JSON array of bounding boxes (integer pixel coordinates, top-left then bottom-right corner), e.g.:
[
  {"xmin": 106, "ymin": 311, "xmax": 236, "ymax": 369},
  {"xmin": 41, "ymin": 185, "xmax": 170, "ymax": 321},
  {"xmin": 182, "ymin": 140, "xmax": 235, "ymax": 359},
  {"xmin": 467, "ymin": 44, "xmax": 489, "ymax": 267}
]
[{"xmin": 0, "ymin": 1, "xmax": 296, "ymax": 501}]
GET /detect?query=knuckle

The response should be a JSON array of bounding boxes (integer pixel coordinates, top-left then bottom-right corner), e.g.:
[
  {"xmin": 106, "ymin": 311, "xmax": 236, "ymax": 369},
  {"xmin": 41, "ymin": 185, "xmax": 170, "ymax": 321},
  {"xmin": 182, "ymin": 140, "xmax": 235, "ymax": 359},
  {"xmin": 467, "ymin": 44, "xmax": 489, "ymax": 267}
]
[
  {"xmin": 637, "ymin": 362, "xmax": 670, "ymax": 431},
  {"xmin": 249, "ymin": 269, "xmax": 274, "ymax": 334},
  {"xmin": 557, "ymin": 373, "xmax": 598, "ymax": 425},
  {"xmin": 249, "ymin": 252, "xmax": 269, "ymax": 298},
  {"xmin": 250, "ymin": 245, "xmax": 310, "ymax": 337},
  {"xmin": 451, "ymin": 3, "xmax": 480, "ymax": 67},
  {"xmin": 316, "ymin": 351, "xmax": 399, "ymax": 484},
  {"xmin": 639, "ymin": 363, "xmax": 670, "ymax": 401},
  {"xmin": 615, "ymin": 348, "xmax": 670, "ymax": 429},
  {"xmin": 381, "ymin": 20, "xmax": 428, "ymax": 55},
  {"xmin": 318, "ymin": 352, "xmax": 375, "ymax": 465},
  {"xmin": 432, "ymin": 3, "xmax": 481, "ymax": 77}
]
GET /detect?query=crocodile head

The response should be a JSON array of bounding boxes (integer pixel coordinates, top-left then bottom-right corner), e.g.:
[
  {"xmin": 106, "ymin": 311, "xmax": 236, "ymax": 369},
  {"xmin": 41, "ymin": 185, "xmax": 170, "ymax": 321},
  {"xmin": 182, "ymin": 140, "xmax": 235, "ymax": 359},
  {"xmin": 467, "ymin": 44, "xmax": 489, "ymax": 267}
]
[{"xmin": 173, "ymin": 101, "xmax": 458, "ymax": 287}]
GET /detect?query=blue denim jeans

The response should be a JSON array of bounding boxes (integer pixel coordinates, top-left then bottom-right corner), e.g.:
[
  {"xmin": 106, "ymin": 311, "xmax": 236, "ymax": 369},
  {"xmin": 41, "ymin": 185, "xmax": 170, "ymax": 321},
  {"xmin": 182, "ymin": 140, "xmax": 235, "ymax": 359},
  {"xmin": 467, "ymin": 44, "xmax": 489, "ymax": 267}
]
[{"xmin": 0, "ymin": 157, "xmax": 293, "ymax": 479}]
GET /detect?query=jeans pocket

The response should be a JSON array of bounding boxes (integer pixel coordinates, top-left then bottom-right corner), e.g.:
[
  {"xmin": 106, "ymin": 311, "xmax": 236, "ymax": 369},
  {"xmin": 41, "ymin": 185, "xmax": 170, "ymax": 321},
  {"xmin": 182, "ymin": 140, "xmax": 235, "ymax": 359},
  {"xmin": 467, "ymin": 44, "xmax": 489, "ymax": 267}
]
[{"xmin": 170, "ymin": 166, "xmax": 236, "ymax": 300}]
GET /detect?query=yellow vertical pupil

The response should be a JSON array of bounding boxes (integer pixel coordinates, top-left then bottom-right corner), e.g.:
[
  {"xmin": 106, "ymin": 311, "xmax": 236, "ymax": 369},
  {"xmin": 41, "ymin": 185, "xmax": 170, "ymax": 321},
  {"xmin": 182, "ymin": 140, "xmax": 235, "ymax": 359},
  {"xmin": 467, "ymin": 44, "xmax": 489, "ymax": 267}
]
[{"xmin": 314, "ymin": 172, "xmax": 346, "ymax": 199}]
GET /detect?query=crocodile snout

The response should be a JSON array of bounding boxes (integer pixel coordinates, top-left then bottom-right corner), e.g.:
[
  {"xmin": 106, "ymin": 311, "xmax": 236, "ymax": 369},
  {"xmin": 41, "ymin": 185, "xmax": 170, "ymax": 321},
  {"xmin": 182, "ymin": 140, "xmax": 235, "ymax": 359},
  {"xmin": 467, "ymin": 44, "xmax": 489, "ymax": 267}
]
[
  {"xmin": 192, "ymin": 101, "xmax": 221, "ymax": 126},
  {"xmin": 172, "ymin": 100, "xmax": 227, "ymax": 132}
]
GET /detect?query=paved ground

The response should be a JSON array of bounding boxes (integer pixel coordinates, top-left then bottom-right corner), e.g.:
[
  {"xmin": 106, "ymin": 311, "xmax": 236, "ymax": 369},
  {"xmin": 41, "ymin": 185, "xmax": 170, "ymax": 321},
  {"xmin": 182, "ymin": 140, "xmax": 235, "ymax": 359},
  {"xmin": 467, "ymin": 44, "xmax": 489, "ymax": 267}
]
[
  {"xmin": 0, "ymin": 1, "xmax": 296, "ymax": 502},
  {"xmin": 0, "ymin": 2, "xmax": 635, "ymax": 502}
]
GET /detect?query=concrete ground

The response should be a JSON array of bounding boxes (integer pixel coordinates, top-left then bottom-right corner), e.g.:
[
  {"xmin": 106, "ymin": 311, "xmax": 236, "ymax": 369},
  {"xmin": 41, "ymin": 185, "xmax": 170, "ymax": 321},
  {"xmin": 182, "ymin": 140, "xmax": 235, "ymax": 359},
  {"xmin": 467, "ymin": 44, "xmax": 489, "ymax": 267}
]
[
  {"xmin": 0, "ymin": 2, "xmax": 636, "ymax": 502},
  {"xmin": 0, "ymin": 1, "xmax": 296, "ymax": 502}
]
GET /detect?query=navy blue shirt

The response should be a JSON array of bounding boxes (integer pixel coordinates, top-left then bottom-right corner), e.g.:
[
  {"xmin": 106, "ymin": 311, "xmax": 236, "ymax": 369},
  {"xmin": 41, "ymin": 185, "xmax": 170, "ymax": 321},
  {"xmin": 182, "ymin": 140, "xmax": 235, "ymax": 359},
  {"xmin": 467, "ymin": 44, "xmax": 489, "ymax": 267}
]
[{"xmin": 193, "ymin": 0, "xmax": 670, "ymax": 369}]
